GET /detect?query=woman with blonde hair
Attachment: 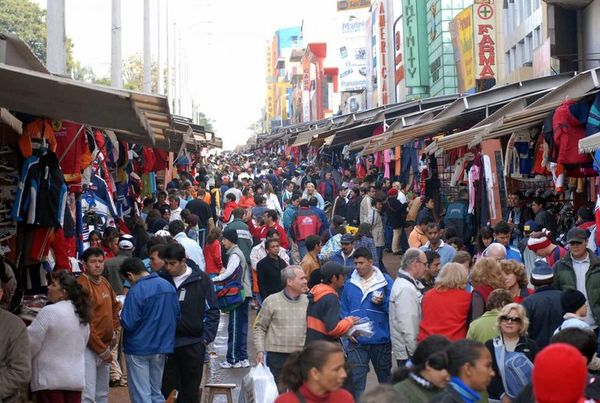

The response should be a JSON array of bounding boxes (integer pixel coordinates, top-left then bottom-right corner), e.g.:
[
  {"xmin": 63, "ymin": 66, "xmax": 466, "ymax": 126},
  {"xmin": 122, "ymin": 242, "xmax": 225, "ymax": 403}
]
[
  {"xmin": 263, "ymin": 183, "xmax": 283, "ymax": 218},
  {"xmin": 485, "ymin": 303, "xmax": 538, "ymax": 401},
  {"xmin": 418, "ymin": 263, "xmax": 472, "ymax": 341},
  {"xmin": 469, "ymin": 258, "xmax": 507, "ymax": 322},
  {"xmin": 500, "ymin": 260, "xmax": 532, "ymax": 303}
]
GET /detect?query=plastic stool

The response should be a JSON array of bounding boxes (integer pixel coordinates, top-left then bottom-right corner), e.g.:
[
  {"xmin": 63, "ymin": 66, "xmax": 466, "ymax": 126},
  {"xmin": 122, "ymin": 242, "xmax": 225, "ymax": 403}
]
[{"xmin": 205, "ymin": 384, "xmax": 236, "ymax": 403}]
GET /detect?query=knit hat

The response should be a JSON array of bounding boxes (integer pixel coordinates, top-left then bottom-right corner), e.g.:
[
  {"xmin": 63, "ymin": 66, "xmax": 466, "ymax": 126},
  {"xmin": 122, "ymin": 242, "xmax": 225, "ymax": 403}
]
[
  {"xmin": 531, "ymin": 260, "xmax": 553, "ymax": 281},
  {"xmin": 533, "ymin": 343, "xmax": 588, "ymax": 403},
  {"xmin": 528, "ymin": 235, "xmax": 551, "ymax": 251},
  {"xmin": 388, "ymin": 188, "xmax": 398, "ymax": 197},
  {"xmin": 561, "ymin": 289, "xmax": 587, "ymax": 314},
  {"xmin": 222, "ymin": 228, "xmax": 238, "ymax": 244},
  {"xmin": 118, "ymin": 235, "xmax": 135, "ymax": 251}
]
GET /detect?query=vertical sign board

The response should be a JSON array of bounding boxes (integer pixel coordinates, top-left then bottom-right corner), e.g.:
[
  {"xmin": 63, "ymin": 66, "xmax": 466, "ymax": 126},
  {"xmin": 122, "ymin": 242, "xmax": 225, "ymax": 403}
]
[
  {"xmin": 339, "ymin": 18, "xmax": 368, "ymax": 92},
  {"xmin": 449, "ymin": 6, "xmax": 475, "ymax": 93},
  {"xmin": 402, "ymin": 0, "xmax": 430, "ymax": 93},
  {"xmin": 366, "ymin": 6, "xmax": 379, "ymax": 108},
  {"xmin": 378, "ymin": 1, "xmax": 389, "ymax": 105},
  {"xmin": 473, "ymin": 0, "xmax": 497, "ymax": 82},
  {"xmin": 394, "ymin": 14, "xmax": 407, "ymax": 101},
  {"xmin": 302, "ymin": 55, "xmax": 311, "ymax": 122}
]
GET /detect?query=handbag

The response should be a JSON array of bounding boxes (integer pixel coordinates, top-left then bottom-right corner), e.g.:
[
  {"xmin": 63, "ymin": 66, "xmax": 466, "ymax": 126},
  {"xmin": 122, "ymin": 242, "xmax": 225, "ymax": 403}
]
[{"xmin": 213, "ymin": 264, "xmax": 245, "ymax": 312}]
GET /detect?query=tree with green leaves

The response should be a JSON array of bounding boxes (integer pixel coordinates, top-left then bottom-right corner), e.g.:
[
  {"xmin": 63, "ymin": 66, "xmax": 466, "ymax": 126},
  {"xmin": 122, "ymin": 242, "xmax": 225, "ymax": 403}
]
[{"xmin": 0, "ymin": 0, "xmax": 47, "ymax": 62}]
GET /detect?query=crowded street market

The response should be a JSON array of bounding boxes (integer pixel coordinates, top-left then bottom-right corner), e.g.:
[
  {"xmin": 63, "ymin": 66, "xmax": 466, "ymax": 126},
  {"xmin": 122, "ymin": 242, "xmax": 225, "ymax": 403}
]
[{"xmin": 6, "ymin": 0, "xmax": 600, "ymax": 403}]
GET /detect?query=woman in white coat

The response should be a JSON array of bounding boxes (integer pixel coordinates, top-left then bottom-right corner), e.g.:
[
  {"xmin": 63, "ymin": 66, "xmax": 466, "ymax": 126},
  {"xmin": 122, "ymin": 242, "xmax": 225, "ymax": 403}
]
[{"xmin": 28, "ymin": 271, "xmax": 91, "ymax": 402}]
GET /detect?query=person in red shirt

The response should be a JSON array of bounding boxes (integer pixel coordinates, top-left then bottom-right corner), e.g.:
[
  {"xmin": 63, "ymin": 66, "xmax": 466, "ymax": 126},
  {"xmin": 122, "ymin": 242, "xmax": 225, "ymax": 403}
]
[
  {"xmin": 203, "ymin": 227, "xmax": 223, "ymax": 276},
  {"xmin": 222, "ymin": 193, "xmax": 238, "ymax": 224},
  {"xmin": 418, "ymin": 263, "xmax": 471, "ymax": 342},
  {"xmin": 247, "ymin": 209, "xmax": 290, "ymax": 250},
  {"xmin": 275, "ymin": 341, "xmax": 354, "ymax": 403}
]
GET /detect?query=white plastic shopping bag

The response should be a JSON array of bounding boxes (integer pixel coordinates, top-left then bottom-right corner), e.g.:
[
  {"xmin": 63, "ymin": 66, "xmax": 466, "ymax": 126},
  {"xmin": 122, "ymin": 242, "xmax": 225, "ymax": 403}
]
[{"xmin": 238, "ymin": 363, "xmax": 279, "ymax": 403}]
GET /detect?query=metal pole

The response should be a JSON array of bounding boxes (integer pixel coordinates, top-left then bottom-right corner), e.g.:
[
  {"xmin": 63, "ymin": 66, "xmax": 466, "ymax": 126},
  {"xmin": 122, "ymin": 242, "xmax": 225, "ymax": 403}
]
[
  {"xmin": 143, "ymin": 0, "xmax": 152, "ymax": 93},
  {"xmin": 47, "ymin": 0, "xmax": 66, "ymax": 75},
  {"xmin": 166, "ymin": 1, "xmax": 170, "ymax": 102},
  {"xmin": 111, "ymin": 0, "xmax": 122, "ymax": 88},
  {"xmin": 157, "ymin": 0, "xmax": 163, "ymax": 94}
]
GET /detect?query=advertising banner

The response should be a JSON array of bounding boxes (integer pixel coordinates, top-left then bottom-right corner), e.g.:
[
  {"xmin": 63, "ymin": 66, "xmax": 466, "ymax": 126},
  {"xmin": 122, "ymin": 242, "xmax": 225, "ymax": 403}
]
[
  {"xmin": 394, "ymin": 14, "xmax": 406, "ymax": 101},
  {"xmin": 449, "ymin": 7, "xmax": 475, "ymax": 93},
  {"xmin": 339, "ymin": 18, "xmax": 368, "ymax": 92},
  {"xmin": 533, "ymin": 39, "xmax": 552, "ymax": 78}
]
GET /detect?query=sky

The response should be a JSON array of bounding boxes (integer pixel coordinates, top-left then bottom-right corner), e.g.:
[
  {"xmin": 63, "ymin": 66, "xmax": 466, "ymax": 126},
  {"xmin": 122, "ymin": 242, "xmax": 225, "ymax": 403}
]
[{"xmin": 34, "ymin": 0, "xmax": 341, "ymax": 150}]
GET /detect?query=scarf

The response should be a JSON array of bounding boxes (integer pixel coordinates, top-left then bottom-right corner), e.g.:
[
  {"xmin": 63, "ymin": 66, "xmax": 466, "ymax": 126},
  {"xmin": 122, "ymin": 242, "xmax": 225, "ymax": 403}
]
[{"xmin": 449, "ymin": 377, "xmax": 481, "ymax": 403}]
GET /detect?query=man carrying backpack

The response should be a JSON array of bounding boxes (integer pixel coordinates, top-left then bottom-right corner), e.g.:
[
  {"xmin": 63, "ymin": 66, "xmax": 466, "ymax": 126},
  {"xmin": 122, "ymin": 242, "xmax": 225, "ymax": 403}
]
[
  {"xmin": 443, "ymin": 189, "xmax": 472, "ymax": 247},
  {"xmin": 291, "ymin": 199, "xmax": 323, "ymax": 260}
]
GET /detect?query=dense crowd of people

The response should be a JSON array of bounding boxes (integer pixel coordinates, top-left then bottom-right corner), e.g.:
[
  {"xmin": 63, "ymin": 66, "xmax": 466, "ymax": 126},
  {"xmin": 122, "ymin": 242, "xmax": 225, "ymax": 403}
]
[{"xmin": 2, "ymin": 152, "xmax": 600, "ymax": 403}]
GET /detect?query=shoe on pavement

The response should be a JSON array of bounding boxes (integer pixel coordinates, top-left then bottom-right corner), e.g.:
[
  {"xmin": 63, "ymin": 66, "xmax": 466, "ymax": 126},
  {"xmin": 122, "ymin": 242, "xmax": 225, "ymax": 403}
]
[
  {"xmin": 219, "ymin": 361, "xmax": 235, "ymax": 369},
  {"xmin": 234, "ymin": 359, "xmax": 250, "ymax": 368}
]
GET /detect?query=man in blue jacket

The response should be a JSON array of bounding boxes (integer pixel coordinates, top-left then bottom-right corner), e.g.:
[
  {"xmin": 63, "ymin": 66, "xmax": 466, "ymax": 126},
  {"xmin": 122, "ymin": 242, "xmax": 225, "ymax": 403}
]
[
  {"xmin": 340, "ymin": 247, "xmax": 394, "ymax": 400},
  {"xmin": 158, "ymin": 243, "xmax": 220, "ymax": 403},
  {"xmin": 120, "ymin": 257, "xmax": 180, "ymax": 403}
]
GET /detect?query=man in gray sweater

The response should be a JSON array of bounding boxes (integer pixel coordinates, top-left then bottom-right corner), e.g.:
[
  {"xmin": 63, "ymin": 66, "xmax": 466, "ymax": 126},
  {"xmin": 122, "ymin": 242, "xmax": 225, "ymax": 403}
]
[
  {"xmin": 254, "ymin": 265, "xmax": 308, "ymax": 390},
  {"xmin": 0, "ymin": 277, "xmax": 31, "ymax": 402}
]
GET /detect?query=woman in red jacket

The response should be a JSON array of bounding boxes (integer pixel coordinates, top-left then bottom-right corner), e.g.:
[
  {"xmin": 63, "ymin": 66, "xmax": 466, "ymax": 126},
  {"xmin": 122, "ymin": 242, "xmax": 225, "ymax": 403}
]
[
  {"xmin": 203, "ymin": 227, "xmax": 223, "ymax": 277},
  {"xmin": 418, "ymin": 263, "xmax": 472, "ymax": 342},
  {"xmin": 275, "ymin": 341, "xmax": 354, "ymax": 403}
]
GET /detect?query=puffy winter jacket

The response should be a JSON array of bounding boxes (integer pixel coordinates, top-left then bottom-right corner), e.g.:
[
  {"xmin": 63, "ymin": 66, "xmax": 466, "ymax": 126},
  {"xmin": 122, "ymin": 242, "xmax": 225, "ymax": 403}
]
[{"xmin": 553, "ymin": 100, "xmax": 591, "ymax": 165}]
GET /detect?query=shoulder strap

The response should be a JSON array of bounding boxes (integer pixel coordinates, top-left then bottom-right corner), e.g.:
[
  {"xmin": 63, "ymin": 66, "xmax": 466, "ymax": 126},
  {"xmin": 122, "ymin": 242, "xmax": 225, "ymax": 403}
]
[
  {"xmin": 294, "ymin": 390, "xmax": 307, "ymax": 403},
  {"xmin": 552, "ymin": 246, "xmax": 561, "ymax": 265},
  {"xmin": 493, "ymin": 336, "xmax": 510, "ymax": 396}
]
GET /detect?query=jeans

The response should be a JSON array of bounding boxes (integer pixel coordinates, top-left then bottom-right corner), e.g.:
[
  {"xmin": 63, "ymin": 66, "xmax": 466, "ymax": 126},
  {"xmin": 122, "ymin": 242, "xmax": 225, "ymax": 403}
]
[
  {"xmin": 399, "ymin": 145, "xmax": 420, "ymax": 185},
  {"xmin": 297, "ymin": 241, "xmax": 307, "ymax": 261},
  {"xmin": 227, "ymin": 298, "xmax": 249, "ymax": 364},
  {"xmin": 83, "ymin": 347, "xmax": 109, "ymax": 403},
  {"xmin": 266, "ymin": 352, "xmax": 289, "ymax": 392},
  {"xmin": 162, "ymin": 342, "xmax": 206, "ymax": 403},
  {"xmin": 384, "ymin": 224, "xmax": 393, "ymax": 251},
  {"xmin": 126, "ymin": 354, "xmax": 165, "ymax": 403},
  {"xmin": 346, "ymin": 342, "xmax": 392, "ymax": 400},
  {"xmin": 376, "ymin": 246, "xmax": 388, "ymax": 274}
]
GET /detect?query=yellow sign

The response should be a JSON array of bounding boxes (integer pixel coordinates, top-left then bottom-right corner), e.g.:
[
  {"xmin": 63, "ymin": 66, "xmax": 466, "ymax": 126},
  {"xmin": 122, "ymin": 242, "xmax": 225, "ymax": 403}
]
[
  {"xmin": 337, "ymin": 0, "xmax": 370, "ymax": 11},
  {"xmin": 450, "ymin": 7, "xmax": 475, "ymax": 93}
]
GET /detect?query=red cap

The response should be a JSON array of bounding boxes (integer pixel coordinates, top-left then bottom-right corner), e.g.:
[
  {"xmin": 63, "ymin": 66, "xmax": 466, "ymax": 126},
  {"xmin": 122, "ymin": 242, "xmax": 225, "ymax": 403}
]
[{"xmin": 388, "ymin": 188, "xmax": 398, "ymax": 197}]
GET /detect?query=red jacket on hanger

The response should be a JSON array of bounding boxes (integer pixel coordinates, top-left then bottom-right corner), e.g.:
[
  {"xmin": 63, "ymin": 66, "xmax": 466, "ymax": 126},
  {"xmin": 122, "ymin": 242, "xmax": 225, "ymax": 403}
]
[{"xmin": 553, "ymin": 100, "xmax": 591, "ymax": 165}]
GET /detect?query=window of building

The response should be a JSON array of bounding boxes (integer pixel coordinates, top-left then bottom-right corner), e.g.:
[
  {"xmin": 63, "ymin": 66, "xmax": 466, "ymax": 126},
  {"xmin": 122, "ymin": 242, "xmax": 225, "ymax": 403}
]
[
  {"xmin": 505, "ymin": 51, "xmax": 512, "ymax": 75},
  {"xmin": 525, "ymin": 33, "xmax": 533, "ymax": 62},
  {"xmin": 534, "ymin": 25, "xmax": 542, "ymax": 49}
]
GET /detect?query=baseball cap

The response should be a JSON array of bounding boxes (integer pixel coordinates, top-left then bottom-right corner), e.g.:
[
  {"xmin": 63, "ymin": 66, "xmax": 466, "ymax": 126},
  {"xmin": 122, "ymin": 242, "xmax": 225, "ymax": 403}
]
[
  {"xmin": 341, "ymin": 233, "xmax": 354, "ymax": 244},
  {"xmin": 566, "ymin": 228, "xmax": 588, "ymax": 244},
  {"xmin": 523, "ymin": 220, "xmax": 541, "ymax": 233}
]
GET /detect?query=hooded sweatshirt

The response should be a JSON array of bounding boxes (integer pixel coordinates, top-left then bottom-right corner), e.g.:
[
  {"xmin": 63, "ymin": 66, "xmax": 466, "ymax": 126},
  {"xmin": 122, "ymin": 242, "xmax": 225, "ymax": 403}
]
[{"xmin": 306, "ymin": 283, "xmax": 354, "ymax": 344}]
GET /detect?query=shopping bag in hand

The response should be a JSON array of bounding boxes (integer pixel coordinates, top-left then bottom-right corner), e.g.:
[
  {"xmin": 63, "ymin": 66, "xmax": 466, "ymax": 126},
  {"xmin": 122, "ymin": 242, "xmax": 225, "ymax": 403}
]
[{"xmin": 238, "ymin": 363, "xmax": 279, "ymax": 403}]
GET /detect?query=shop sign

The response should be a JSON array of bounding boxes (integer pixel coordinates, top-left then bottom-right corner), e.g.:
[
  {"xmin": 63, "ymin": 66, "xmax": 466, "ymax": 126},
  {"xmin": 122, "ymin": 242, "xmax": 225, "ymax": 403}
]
[
  {"xmin": 449, "ymin": 6, "xmax": 475, "ymax": 93},
  {"xmin": 394, "ymin": 15, "xmax": 406, "ymax": 101},
  {"xmin": 302, "ymin": 90, "xmax": 311, "ymax": 122},
  {"xmin": 378, "ymin": 1, "xmax": 389, "ymax": 105},
  {"xmin": 402, "ymin": 0, "xmax": 429, "ymax": 87},
  {"xmin": 339, "ymin": 18, "xmax": 368, "ymax": 92},
  {"xmin": 473, "ymin": 0, "xmax": 497, "ymax": 80},
  {"xmin": 337, "ymin": 0, "xmax": 371, "ymax": 11}
]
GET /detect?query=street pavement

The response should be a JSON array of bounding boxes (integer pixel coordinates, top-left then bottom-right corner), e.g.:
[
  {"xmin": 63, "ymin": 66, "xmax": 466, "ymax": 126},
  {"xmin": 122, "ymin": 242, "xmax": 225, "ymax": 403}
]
[{"xmin": 110, "ymin": 252, "xmax": 403, "ymax": 402}]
